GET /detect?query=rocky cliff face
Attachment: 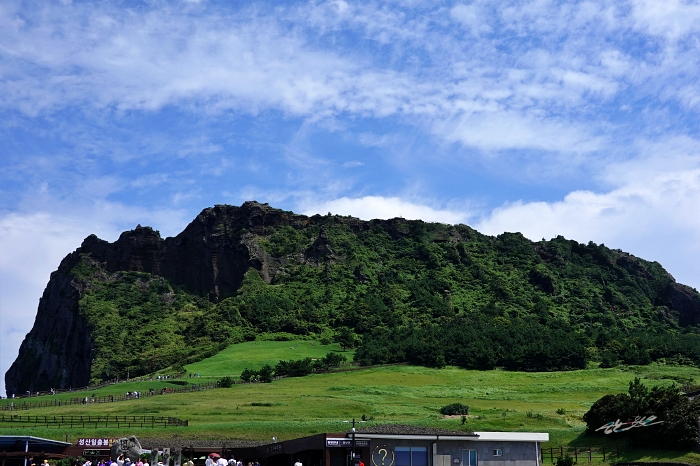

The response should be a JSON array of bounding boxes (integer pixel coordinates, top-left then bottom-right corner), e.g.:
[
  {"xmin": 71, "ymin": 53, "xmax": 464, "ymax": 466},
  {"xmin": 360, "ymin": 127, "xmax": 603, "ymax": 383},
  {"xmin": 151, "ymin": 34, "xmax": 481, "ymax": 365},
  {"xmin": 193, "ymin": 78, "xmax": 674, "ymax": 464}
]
[
  {"xmin": 5, "ymin": 202, "xmax": 342, "ymax": 395},
  {"xmin": 4, "ymin": 251, "xmax": 93, "ymax": 395}
]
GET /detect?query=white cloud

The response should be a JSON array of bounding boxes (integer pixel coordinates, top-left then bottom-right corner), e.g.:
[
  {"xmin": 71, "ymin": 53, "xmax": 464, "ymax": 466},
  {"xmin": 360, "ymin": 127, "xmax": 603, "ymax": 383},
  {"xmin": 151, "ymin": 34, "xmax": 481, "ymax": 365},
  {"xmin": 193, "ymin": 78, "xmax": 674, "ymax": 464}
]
[
  {"xmin": 301, "ymin": 196, "xmax": 470, "ymax": 224},
  {"xmin": 450, "ymin": 3, "xmax": 493, "ymax": 35},
  {"xmin": 0, "ymin": 0, "xmax": 629, "ymax": 157},
  {"xmin": 630, "ymin": 0, "xmax": 700, "ymax": 40},
  {"xmin": 434, "ymin": 110, "xmax": 604, "ymax": 153}
]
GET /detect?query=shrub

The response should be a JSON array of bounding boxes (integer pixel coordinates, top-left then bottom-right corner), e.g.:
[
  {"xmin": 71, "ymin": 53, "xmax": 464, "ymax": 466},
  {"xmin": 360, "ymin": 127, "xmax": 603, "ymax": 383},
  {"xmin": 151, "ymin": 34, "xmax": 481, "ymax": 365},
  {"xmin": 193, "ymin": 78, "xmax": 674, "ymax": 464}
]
[
  {"xmin": 556, "ymin": 455, "xmax": 575, "ymax": 466},
  {"xmin": 240, "ymin": 368, "xmax": 254, "ymax": 382},
  {"xmin": 583, "ymin": 377, "xmax": 700, "ymax": 448},
  {"xmin": 219, "ymin": 376, "xmax": 234, "ymax": 388},
  {"xmin": 440, "ymin": 403, "xmax": 469, "ymax": 415}
]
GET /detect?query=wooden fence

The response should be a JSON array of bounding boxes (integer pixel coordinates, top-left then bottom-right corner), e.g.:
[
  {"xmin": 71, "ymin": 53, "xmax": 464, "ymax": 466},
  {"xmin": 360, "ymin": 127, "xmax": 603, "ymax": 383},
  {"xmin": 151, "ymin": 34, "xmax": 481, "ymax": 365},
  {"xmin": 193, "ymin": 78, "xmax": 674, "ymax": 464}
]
[
  {"xmin": 0, "ymin": 381, "xmax": 219, "ymax": 411},
  {"xmin": 0, "ymin": 414, "xmax": 188, "ymax": 428},
  {"xmin": 3, "ymin": 374, "xmax": 192, "ymax": 400},
  {"xmin": 542, "ymin": 445, "xmax": 626, "ymax": 463}
]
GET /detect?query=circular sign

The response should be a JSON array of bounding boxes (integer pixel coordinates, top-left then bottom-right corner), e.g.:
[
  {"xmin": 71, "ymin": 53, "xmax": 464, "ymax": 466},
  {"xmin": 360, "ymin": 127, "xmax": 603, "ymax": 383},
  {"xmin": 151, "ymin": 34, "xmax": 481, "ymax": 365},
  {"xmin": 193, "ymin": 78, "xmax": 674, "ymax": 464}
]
[
  {"xmin": 371, "ymin": 445, "xmax": 394, "ymax": 466},
  {"xmin": 452, "ymin": 459, "xmax": 460, "ymax": 464}
]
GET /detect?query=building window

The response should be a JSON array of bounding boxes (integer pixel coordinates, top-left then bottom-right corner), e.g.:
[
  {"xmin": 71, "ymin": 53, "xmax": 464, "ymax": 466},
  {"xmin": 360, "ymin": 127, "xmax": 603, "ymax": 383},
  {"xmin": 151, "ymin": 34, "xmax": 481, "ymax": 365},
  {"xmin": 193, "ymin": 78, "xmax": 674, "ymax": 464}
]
[
  {"xmin": 395, "ymin": 447, "xmax": 427, "ymax": 466},
  {"xmin": 462, "ymin": 450, "xmax": 477, "ymax": 466},
  {"xmin": 493, "ymin": 450, "xmax": 502, "ymax": 457}
]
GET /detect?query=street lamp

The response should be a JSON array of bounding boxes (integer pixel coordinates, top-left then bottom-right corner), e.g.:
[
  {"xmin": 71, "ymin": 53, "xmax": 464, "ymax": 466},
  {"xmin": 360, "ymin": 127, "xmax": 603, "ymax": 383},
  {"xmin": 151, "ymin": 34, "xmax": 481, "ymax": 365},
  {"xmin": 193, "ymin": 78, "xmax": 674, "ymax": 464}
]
[
  {"xmin": 352, "ymin": 419, "xmax": 356, "ymax": 466},
  {"xmin": 342, "ymin": 419, "xmax": 365, "ymax": 466}
]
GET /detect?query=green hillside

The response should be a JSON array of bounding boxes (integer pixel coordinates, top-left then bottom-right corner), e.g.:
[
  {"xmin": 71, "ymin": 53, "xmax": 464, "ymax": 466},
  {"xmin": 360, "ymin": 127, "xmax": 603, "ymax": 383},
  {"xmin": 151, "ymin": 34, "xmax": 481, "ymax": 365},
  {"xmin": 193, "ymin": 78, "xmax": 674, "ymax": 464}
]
[
  {"xmin": 3, "ymin": 364, "xmax": 700, "ymax": 463},
  {"xmin": 69, "ymin": 207, "xmax": 700, "ymax": 384},
  {"xmin": 9, "ymin": 203, "xmax": 700, "ymax": 395},
  {"xmin": 184, "ymin": 340, "xmax": 353, "ymax": 376}
]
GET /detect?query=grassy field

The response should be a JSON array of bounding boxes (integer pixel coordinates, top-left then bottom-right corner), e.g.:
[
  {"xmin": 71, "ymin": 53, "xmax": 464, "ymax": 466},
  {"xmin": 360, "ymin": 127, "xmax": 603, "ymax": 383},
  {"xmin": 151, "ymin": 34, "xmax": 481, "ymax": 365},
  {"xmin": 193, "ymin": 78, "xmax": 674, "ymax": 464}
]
[
  {"xmin": 3, "ymin": 361, "xmax": 700, "ymax": 463},
  {"xmin": 3, "ymin": 340, "xmax": 700, "ymax": 463},
  {"xmin": 183, "ymin": 340, "xmax": 353, "ymax": 377}
]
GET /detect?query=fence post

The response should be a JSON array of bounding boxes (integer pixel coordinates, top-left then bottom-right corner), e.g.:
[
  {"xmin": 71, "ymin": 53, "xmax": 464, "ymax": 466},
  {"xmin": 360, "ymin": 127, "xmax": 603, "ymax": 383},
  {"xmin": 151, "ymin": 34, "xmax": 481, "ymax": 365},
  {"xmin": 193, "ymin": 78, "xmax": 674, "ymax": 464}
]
[
  {"xmin": 574, "ymin": 448, "xmax": 577, "ymax": 463},
  {"xmin": 602, "ymin": 447, "xmax": 605, "ymax": 462},
  {"xmin": 588, "ymin": 448, "xmax": 591, "ymax": 463},
  {"xmin": 560, "ymin": 447, "xmax": 563, "ymax": 458}
]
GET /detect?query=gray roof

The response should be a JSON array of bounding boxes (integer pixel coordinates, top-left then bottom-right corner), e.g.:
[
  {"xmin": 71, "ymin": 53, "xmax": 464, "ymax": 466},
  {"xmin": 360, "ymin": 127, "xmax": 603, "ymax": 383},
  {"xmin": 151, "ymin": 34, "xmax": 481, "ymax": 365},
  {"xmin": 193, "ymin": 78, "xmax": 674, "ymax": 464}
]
[
  {"xmin": 137, "ymin": 438, "xmax": 267, "ymax": 449},
  {"xmin": 0, "ymin": 436, "xmax": 71, "ymax": 447},
  {"xmin": 354, "ymin": 424, "xmax": 477, "ymax": 437}
]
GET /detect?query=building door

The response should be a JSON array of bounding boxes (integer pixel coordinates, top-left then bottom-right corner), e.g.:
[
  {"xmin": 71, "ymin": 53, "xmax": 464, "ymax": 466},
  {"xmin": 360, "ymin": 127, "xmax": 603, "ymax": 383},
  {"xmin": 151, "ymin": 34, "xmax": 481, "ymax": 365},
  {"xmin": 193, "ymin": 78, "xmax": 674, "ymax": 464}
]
[{"xmin": 461, "ymin": 450, "xmax": 477, "ymax": 466}]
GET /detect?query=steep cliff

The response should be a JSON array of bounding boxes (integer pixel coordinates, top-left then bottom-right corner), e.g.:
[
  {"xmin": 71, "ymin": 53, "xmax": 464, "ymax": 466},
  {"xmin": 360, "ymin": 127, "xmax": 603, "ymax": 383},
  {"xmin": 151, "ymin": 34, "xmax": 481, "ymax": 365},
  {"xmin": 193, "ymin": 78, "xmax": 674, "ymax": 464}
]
[{"xmin": 6, "ymin": 201, "xmax": 700, "ymax": 395}]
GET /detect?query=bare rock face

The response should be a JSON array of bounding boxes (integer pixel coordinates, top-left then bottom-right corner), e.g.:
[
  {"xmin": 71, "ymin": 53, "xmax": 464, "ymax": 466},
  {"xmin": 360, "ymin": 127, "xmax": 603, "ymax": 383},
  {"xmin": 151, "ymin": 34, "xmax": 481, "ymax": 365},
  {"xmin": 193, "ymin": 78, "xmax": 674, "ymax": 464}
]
[
  {"xmin": 4, "ymin": 251, "xmax": 93, "ymax": 395},
  {"xmin": 4, "ymin": 202, "xmax": 306, "ymax": 395},
  {"xmin": 671, "ymin": 283, "xmax": 700, "ymax": 326}
]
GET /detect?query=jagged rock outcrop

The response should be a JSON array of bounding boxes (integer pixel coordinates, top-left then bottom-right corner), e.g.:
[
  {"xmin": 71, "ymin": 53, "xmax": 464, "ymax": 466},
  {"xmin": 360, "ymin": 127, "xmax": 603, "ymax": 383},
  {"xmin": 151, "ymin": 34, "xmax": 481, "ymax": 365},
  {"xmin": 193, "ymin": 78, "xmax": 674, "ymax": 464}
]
[{"xmin": 5, "ymin": 202, "xmax": 340, "ymax": 394}]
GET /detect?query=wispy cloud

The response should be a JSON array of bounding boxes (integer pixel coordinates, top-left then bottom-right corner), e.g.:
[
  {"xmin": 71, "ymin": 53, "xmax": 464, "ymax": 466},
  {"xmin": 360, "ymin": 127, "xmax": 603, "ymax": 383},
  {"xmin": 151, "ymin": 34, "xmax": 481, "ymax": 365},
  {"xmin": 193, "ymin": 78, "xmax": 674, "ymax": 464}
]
[
  {"xmin": 1, "ymin": 0, "xmax": 669, "ymax": 159},
  {"xmin": 302, "ymin": 196, "xmax": 471, "ymax": 224}
]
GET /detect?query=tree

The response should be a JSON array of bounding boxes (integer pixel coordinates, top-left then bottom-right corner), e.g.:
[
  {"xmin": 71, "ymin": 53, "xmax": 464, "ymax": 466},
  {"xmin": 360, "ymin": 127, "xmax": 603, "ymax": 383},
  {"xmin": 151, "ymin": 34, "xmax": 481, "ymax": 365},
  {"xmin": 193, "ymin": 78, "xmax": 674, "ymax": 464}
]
[
  {"xmin": 583, "ymin": 378, "xmax": 700, "ymax": 448},
  {"xmin": 440, "ymin": 403, "xmax": 469, "ymax": 415},
  {"xmin": 335, "ymin": 327, "xmax": 358, "ymax": 350},
  {"xmin": 259, "ymin": 364, "xmax": 273, "ymax": 383},
  {"xmin": 240, "ymin": 368, "xmax": 254, "ymax": 383},
  {"xmin": 219, "ymin": 376, "xmax": 234, "ymax": 388}
]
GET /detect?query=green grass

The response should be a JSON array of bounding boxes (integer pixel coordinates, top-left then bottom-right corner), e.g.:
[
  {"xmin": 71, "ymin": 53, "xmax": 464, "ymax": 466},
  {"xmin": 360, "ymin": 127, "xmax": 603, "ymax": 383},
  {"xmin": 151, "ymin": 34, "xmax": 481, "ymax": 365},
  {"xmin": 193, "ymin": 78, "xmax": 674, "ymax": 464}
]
[
  {"xmin": 2, "ymin": 363, "xmax": 700, "ymax": 463},
  {"xmin": 183, "ymin": 339, "xmax": 353, "ymax": 377}
]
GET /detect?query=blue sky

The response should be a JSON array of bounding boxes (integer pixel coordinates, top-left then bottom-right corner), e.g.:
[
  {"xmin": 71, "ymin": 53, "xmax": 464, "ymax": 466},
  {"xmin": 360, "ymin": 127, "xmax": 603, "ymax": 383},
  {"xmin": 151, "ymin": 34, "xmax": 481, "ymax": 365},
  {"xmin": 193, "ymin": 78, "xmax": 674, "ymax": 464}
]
[{"xmin": 2, "ymin": 0, "xmax": 700, "ymax": 395}]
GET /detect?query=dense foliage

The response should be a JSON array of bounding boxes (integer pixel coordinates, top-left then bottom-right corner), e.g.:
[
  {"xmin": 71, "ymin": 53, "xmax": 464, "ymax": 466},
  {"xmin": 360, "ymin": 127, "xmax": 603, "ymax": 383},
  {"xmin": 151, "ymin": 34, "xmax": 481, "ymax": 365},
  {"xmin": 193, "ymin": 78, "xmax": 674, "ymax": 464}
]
[
  {"xmin": 355, "ymin": 315, "xmax": 587, "ymax": 370},
  {"xmin": 583, "ymin": 378, "xmax": 700, "ymax": 448},
  {"xmin": 440, "ymin": 403, "xmax": 470, "ymax": 415},
  {"xmin": 72, "ymin": 212, "xmax": 700, "ymax": 382},
  {"xmin": 240, "ymin": 352, "xmax": 348, "ymax": 382}
]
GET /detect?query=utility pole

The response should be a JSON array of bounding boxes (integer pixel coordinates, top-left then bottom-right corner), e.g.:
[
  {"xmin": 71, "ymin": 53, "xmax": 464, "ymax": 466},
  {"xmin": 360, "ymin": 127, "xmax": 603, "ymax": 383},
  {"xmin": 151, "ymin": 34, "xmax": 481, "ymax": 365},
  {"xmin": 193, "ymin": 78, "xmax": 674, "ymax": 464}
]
[{"xmin": 352, "ymin": 418, "xmax": 357, "ymax": 466}]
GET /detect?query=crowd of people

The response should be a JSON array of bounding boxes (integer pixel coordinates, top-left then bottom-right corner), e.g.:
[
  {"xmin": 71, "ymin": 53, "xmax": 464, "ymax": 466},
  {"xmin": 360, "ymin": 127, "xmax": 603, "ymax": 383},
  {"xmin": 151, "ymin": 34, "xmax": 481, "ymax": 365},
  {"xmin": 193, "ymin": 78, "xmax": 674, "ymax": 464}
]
[
  {"xmin": 83, "ymin": 454, "xmax": 157, "ymax": 466},
  {"xmin": 77, "ymin": 452, "xmax": 270, "ymax": 466},
  {"xmin": 201, "ymin": 453, "xmax": 261, "ymax": 466}
]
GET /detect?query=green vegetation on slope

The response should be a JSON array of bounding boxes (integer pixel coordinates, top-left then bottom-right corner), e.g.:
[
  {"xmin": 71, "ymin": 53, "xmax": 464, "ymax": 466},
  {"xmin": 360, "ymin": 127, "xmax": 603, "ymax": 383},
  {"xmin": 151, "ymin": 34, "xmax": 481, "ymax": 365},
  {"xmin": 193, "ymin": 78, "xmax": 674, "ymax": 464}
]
[
  {"xmin": 75, "ymin": 266, "xmax": 242, "ymax": 383},
  {"xmin": 71, "ymin": 211, "xmax": 700, "ymax": 382},
  {"xmin": 184, "ymin": 340, "xmax": 353, "ymax": 377}
]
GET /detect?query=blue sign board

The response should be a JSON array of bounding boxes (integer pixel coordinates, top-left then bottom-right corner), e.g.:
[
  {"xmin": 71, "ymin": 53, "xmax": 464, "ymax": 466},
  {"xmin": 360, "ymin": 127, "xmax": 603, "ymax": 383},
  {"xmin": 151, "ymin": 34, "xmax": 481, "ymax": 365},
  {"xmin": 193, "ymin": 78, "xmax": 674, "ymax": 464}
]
[{"xmin": 326, "ymin": 439, "xmax": 370, "ymax": 448}]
